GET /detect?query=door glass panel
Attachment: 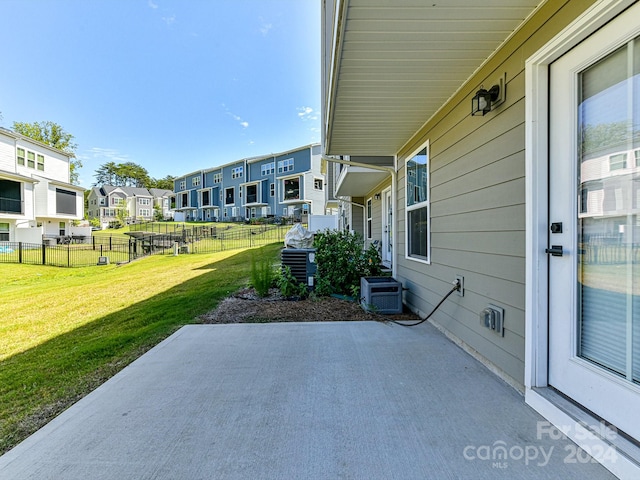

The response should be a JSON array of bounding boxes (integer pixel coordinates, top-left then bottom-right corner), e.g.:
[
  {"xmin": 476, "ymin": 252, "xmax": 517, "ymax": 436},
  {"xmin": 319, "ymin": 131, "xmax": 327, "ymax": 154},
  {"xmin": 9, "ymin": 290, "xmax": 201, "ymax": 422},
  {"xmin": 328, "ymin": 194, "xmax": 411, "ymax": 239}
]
[{"xmin": 578, "ymin": 38, "xmax": 640, "ymax": 383}]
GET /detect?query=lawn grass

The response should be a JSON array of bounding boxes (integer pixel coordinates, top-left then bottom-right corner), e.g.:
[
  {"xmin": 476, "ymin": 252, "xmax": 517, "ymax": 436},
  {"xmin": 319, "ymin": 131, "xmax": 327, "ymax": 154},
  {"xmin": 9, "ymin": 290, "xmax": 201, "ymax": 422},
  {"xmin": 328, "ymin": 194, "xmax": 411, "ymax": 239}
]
[{"xmin": 0, "ymin": 242, "xmax": 282, "ymax": 454}]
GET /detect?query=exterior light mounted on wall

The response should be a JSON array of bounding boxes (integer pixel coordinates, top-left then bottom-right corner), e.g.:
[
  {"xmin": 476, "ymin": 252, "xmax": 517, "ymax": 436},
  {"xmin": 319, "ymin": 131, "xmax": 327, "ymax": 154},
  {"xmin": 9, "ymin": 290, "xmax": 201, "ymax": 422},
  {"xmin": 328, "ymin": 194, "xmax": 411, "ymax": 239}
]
[
  {"xmin": 471, "ymin": 74, "xmax": 507, "ymax": 117},
  {"xmin": 374, "ymin": 193, "xmax": 381, "ymax": 200},
  {"xmin": 471, "ymin": 85, "xmax": 500, "ymax": 116}
]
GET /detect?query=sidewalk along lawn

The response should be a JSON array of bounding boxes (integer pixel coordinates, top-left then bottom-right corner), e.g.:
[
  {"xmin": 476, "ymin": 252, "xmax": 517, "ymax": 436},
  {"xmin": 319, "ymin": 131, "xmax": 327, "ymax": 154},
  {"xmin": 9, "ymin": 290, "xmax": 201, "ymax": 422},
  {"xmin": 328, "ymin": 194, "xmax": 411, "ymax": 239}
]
[{"xmin": 0, "ymin": 242, "xmax": 282, "ymax": 455}]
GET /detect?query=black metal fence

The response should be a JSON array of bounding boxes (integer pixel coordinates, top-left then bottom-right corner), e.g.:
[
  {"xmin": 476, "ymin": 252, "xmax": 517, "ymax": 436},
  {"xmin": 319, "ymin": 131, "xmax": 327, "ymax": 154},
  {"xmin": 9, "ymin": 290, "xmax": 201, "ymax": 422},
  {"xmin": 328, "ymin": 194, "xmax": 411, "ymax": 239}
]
[
  {"xmin": 1, "ymin": 223, "xmax": 293, "ymax": 267},
  {"xmin": 0, "ymin": 240, "xmax": 140, "ymax": 267}
]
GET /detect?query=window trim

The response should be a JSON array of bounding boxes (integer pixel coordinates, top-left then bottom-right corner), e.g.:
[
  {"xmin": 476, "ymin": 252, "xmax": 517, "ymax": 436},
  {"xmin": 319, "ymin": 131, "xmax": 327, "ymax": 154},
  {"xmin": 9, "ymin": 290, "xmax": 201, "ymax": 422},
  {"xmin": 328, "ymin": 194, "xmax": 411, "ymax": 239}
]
[
  {"xmin": 231, "ymin": 166, "xmax": 244, "ymax": 179},
  {"xmin": 277, "ymin": 158, "xmax": 294, "ymax": 173},
  {"xmin": 404, "ymin": 140, "xmax": 431, "ymax": 264},
  {"xmin": 366, "ymin": 198, "xmax": 373, "ymax": 239},
  {"xmin": 17, "ymin": 148, "xmax": 25, "ymax": 166}
]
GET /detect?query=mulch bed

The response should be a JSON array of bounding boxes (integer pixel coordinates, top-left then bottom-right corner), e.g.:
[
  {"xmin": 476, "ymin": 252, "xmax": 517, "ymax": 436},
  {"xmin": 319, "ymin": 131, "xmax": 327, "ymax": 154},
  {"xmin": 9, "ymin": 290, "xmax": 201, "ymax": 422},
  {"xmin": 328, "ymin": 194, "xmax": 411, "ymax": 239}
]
[{"xmin": 198, "ymin": 288, "xmax": 421, "ymax": 324}]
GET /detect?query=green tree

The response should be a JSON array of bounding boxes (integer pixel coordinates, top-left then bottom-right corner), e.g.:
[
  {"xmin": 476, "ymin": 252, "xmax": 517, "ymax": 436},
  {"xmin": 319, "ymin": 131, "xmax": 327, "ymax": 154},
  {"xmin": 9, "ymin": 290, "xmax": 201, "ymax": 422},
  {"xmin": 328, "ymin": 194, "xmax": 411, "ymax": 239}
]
[
  {"xmin": 94, "ymin": 161, "xmax": 119, "ymax": 186},
  {"xmin": 12, "ymin": 120, "xmax": 82, "ymax": 184},
  {"xmin": 93, "ymin": 161, "xmax": 152, "ymax": 188},
  {"xmin": 148, "ymin": 175, "xmax": 175, "ymax": 190}
]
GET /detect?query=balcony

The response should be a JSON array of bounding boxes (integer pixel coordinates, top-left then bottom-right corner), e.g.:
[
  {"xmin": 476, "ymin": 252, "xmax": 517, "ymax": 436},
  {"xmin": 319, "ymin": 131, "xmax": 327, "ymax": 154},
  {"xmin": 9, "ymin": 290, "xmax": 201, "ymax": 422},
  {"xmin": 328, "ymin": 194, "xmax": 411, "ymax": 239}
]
[{"xmin": 0, "ymin": 196, "xmax": 23, "ymax": 215}]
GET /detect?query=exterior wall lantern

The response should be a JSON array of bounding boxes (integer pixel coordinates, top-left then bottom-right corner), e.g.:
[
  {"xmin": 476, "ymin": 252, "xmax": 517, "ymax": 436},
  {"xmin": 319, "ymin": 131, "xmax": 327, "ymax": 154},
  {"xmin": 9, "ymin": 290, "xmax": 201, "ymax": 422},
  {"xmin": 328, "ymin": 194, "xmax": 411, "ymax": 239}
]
[{"xmin": 471, "ymin": 85, "xmax": 501, "ymax": 116}]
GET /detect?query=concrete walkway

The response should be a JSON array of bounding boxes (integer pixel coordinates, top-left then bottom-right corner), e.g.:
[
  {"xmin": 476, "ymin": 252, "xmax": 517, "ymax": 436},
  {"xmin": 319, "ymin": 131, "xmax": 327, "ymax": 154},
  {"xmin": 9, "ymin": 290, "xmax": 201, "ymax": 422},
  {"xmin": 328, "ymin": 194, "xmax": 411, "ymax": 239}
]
[{"xmin": 0, "ymin": 321, "xmax": 615, "ymax": 479}]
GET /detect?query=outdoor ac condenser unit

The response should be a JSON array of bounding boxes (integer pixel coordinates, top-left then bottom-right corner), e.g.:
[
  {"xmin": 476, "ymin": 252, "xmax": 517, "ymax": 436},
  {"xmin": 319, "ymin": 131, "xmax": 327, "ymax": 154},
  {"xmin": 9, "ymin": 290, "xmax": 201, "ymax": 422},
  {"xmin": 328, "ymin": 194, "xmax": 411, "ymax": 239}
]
[
  {"xmin": 360, "ymin": 276, "xmax": 403, "ymax": 314},
  {"xmin": 281, "ymin": 248, "xmax": 317, "ymax": 288}
]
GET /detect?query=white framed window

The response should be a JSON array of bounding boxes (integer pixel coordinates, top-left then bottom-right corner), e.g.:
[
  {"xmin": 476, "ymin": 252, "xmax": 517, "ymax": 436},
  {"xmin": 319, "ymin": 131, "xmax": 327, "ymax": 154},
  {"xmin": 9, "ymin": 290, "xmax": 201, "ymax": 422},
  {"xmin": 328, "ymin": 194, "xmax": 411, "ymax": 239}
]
[
  {"xmin": 213, "ymin": 172, "xmax": 222, "ymax": 183},
  {"xmin": 232, "ymin": 166, "xmax": 243, "ymax": 179},
  {"xmin": 112, "ymin": 197, "xmax": 123, "ymax": 206},
  {"xmin": 261, "ymin": 162, "xmax": 275, "ymax": 176},
  {"xmin": 27, "ymin": 151, "xmax": 35, "ymax": 168},
  {"xmin": 0, "ymin": 223, "xmax": 9, "ymax": 241},
  {"xmin": 138, "ymin": 198, "xmax": 151, "ymax": 205},
  {"xmin": 609, "ymin": 152, "xmax": 627, "ymax": 171},
  {"xmin": 366, "ymin": 198, "xmax": 372, "ymax": 239},
  {"xmin": 37, "ymin": 154, "xmax": 44, "ymax": 171},
  {"xmin": 192, "ymin": 176, "xmax": 200, "ymax": 187},
  {"xmin": 405, "ymin": 141, "xmax": 430, "ymax": 263},
  {"xmin": 179, "ymin": 180, "xmax": 186, "ymax": 190},
  {"xmin": 277, "ymin": 158, "xmax": 294, "ymax": 173},
  {"xmin": 139, "ymin": 209, "xmax": 151, "ymax": 217},
  {"xmin": 16, "ymin": 148, "xmax": 25, "ymax": 166}
]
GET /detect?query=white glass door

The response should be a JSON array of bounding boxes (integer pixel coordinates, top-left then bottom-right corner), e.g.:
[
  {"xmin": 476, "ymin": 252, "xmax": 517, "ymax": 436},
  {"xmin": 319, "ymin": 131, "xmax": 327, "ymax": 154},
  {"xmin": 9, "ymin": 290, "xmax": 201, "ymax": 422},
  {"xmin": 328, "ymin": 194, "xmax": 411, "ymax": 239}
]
[
  {"xmin": 548, "ymin": 5, "xmax": 640, "ymax": 440},
  {"xmin": 381, "ymin": 188, "xmax": 392, "ymax": 267}
]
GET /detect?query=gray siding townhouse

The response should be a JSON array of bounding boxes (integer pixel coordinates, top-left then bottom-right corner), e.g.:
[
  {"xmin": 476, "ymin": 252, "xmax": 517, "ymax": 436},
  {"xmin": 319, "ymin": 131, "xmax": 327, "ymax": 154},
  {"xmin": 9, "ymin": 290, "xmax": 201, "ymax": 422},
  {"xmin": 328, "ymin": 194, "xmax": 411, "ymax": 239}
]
[
  {"xmin": 88, "ymin": 186, "xmax": 173, "ymax": 226},
  {"xmin": 322, "ymin": 1, "xmax": 640, "ymax": 477},
  {"xmin": 171, "ymin": 144, "xmax": 325, "ymax": 222},
  {"xmin": 0, "ymin": 127, "xmax": 84, "ymax": 242}
]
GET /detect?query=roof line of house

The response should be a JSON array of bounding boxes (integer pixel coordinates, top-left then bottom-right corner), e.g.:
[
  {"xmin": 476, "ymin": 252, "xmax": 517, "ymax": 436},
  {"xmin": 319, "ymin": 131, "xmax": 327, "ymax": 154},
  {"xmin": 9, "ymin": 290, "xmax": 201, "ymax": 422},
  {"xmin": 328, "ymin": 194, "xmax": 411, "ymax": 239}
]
[
  {"xmin": 178, "ymin": 143, "xmax": 320, "ymax": 179},
  {"xmin": 0, "ymin": 127, "xmax": 73, "ymax": 159}
]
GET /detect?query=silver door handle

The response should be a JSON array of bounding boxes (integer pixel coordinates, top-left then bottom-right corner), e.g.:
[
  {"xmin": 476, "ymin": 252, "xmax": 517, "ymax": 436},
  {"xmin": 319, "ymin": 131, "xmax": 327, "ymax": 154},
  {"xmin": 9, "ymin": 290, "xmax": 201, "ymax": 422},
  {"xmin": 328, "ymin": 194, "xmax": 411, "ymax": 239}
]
[{"xmin": 545, "ymin": 245, "xmax": 563, "ymax": 256}]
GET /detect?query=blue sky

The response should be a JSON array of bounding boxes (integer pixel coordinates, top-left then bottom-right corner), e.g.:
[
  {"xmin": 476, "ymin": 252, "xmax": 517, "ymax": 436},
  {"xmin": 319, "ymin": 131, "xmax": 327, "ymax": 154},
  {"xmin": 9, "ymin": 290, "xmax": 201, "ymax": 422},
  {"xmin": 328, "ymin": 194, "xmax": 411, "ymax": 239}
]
[{"xmin": 0, "ymin": 0, "xmax": 321, "ymax": 188}]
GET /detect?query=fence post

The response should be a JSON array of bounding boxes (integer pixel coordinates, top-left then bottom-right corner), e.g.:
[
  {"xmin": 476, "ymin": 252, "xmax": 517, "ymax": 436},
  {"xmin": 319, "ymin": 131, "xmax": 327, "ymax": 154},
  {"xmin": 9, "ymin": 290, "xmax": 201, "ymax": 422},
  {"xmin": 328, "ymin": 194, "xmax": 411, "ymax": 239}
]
[
  {"xmin": 42, "ymin": 243, "xmax": 46, "ymax": 265},
  {"xmin": 19, "ymin": 242, "xmax": 23, "ymax": 264},
  {"xmin": 109, "ymin": 236, "xmax": 112, "ymax": 250},
  {"xmin": 68, "ymin": 244, "xmax": 71, "ymax": 268},
  {"xmin": 93, "ymin": 235, "xmax": 96, "ymax": 250}
]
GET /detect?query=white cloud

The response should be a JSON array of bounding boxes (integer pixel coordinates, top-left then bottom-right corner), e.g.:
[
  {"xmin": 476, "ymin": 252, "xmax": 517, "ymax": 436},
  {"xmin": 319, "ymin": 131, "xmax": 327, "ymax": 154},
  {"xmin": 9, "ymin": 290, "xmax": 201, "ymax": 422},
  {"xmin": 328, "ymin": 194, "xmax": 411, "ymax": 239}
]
[
  {"xmin": 224, "ymin": 106, "xmax": 249, "ymax": 129},
  {"xmin": 84, "ymin": 147, "xmax": 130, "ymax": 163},
  {"xmin": 297, "ymin": 106, "xmax": 318, "ymax": 122},
  {"xmin": 148, "ymin": 0, "xmax": 158, "ymax": 9},
  {"xmin": 259, "ymin": 17, "xmax": 273, "ymax": 36}
]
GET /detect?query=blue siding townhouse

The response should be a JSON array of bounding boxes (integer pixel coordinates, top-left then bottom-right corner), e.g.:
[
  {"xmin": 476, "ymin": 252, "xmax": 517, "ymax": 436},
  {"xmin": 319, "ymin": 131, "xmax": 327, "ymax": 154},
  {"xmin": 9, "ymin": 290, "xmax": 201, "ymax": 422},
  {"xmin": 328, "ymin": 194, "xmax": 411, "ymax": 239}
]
[{"xmin": 171, "ymin": 144, "xmax": 324, "ymax": 222}]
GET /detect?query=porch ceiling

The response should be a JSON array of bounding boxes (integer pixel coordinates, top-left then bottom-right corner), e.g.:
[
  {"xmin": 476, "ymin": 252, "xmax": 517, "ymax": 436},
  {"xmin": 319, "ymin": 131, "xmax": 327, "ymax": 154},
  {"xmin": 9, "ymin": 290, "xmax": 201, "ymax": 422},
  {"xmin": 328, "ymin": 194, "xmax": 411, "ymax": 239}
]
[
  {"xmin": 324, "ymin": 0, "xmax": 542, "ymax": 156},
  {"xmin": 335, "ymin": 165, "xmax": 389, "ymax": 197}
]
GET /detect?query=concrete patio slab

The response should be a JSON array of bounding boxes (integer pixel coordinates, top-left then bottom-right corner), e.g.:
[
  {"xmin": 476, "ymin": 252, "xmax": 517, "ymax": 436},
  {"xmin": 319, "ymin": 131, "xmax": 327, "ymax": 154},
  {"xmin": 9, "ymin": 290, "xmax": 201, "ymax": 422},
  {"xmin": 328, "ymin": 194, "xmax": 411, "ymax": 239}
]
[{"xmin": 0, "ymin": 321, "xmax": 616, "ymax": 479}]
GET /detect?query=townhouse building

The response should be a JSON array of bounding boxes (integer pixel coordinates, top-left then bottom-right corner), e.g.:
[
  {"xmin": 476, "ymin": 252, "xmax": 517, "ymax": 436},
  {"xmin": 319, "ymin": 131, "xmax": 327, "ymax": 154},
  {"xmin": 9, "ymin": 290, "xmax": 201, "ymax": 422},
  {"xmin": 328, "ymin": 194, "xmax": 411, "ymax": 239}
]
[
  {"xmin": 171, "ymin": 144, "xmax": 324, "ymax": 222},
  {"xmin": 0, "ymin": 127, "xmax": 84, "ymax": 242},
  {"xmin": 87, "ymin": 186, "xmax": 173, "ymax": 227}
]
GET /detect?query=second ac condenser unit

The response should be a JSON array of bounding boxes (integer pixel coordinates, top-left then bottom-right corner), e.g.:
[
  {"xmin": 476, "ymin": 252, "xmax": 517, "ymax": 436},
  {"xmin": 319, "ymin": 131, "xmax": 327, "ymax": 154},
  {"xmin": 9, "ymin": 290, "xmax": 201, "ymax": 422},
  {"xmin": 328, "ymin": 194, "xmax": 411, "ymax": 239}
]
[{"xmin": 281, "ymin": 248, "xmax": 317, "ymax": 288}]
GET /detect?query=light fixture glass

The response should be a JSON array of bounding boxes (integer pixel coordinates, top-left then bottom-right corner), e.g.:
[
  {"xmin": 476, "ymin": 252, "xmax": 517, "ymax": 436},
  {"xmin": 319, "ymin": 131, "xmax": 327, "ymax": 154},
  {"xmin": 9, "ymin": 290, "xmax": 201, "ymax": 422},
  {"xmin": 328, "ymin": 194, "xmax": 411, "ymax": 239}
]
[{"xmin": 471, "ymin": 85, "xmax": 500, "ymax": 116}]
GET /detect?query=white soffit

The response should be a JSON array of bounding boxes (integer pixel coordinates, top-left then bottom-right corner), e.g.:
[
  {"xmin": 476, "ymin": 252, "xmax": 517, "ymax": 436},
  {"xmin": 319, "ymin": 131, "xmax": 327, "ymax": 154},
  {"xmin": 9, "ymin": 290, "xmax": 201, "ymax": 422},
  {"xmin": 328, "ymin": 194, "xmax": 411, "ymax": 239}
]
[{"xmin": 325, "ymin": 0, "xmax": 542, "ymax": 156}]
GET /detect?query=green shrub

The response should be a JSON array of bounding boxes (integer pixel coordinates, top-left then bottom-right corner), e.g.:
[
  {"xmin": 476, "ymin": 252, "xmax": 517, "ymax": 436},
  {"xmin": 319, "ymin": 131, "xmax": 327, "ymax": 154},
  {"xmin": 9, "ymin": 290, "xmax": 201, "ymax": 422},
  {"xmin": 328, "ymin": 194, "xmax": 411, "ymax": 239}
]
[
  {"xmin": 277, "ymin": 265, "xmax": 308, "ymax": 299},
  {"xmin": 313, "ymin": 230, "xmax": 382, "ymax": 298},
  {"xmin": 251, "ymin": 255, "xmax": 276, "ymax": 297}
]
